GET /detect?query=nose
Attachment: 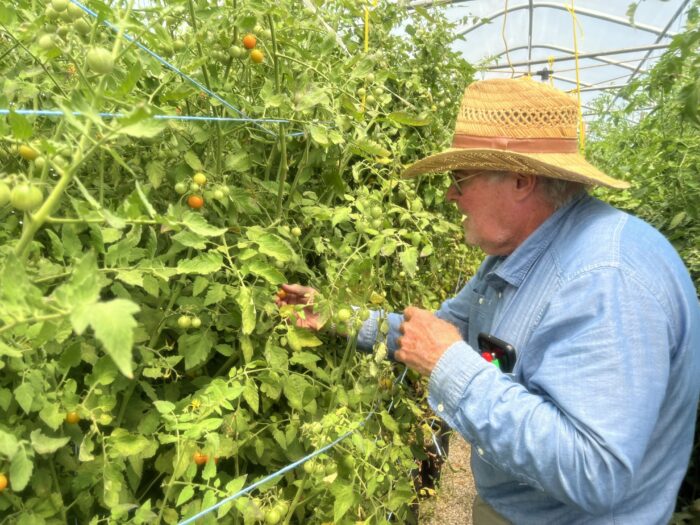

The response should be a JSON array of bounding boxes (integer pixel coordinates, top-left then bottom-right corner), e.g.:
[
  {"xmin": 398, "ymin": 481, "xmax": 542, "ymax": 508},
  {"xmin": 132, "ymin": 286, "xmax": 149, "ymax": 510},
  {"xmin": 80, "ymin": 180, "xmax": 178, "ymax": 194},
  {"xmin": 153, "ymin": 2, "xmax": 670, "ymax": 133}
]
[{"xmin": 446, "ymin": 183, "xmax": 460, "ymax": 202}]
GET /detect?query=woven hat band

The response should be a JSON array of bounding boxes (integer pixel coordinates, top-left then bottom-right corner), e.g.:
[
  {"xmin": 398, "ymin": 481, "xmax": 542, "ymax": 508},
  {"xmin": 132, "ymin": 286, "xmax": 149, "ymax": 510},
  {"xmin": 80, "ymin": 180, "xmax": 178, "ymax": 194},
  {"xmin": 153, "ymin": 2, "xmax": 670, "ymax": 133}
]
[{"xmin": 451, "ymin": 134, "xmax": 579, "ymax": 154}]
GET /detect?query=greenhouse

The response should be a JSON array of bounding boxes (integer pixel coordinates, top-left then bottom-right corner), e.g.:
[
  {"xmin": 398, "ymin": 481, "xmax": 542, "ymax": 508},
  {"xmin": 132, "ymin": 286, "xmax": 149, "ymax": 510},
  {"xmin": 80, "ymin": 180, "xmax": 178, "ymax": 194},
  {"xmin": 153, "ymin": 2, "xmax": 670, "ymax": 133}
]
[{"xmin": 0, "ymin": 0, "xmax": 698, "ymax": 524}]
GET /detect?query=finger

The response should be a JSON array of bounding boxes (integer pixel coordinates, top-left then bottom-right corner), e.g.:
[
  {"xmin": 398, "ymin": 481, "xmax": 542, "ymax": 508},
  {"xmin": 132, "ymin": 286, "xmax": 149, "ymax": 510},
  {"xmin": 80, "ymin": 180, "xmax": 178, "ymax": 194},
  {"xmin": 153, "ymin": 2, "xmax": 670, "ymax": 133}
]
[
  {"xmin": 404, "ymin": 306, "xmax": 420, "ymax": 320},
  {"xmin": 399, "ymin": 322, "xmax": 406, "ymax": 334}
]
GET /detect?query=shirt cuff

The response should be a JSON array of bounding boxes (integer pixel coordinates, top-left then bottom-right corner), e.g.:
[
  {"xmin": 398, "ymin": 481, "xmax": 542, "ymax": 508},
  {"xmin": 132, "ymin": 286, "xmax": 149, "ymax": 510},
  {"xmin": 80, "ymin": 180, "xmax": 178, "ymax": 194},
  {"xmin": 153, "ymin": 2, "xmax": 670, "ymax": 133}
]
[
  {"xmin": 355, "ymin": 309, "xmax": 383, "ymax": 352},
  {"xmin": 428, "ymin": 340, "xmax": 485, "ymax": 419}
]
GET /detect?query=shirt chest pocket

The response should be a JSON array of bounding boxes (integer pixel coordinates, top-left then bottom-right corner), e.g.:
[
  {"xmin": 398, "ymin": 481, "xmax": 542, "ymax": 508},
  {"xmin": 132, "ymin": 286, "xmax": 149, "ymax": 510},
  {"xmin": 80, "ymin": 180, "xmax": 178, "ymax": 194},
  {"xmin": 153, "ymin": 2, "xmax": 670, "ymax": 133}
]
[{"xmin": 467, "ymin": 286, "xmax": 496, "ymax": 349}]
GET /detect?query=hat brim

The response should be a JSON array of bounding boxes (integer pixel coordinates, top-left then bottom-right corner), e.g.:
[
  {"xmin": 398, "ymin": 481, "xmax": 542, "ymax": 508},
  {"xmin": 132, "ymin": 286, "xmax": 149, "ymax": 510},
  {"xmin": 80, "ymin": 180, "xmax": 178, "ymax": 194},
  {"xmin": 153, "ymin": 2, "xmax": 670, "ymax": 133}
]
[{"xmin": 401, "ymin": 148, "xmax": 630, "ymax": 190}]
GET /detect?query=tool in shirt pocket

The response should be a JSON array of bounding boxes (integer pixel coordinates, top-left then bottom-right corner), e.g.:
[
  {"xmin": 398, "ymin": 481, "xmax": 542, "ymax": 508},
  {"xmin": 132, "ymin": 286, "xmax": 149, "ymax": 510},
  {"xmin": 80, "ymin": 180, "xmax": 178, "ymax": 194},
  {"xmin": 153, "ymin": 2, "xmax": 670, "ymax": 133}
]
[{"xmin": 478, "ymin": 333, "xmax": 517, "ymax": 373}]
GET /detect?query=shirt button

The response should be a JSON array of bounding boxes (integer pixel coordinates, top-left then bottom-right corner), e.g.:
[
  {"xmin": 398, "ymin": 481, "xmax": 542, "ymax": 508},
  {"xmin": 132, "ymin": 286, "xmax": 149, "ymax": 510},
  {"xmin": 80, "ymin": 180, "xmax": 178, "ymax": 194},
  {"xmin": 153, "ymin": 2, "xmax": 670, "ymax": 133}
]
[
  {"xmin": 437, "ymin": 403, "xmax": 444, "ymax": 412},
  {"xmin": 477, "ymin": 447, "xmax": 485, "ymax": 456},
  {"xmin": 498, "ymin": 292, "xmax": 502, "ymax": 298},
  {"xmin": 478, "ymin": 297, "xmax": 484, "ymax": 304}
]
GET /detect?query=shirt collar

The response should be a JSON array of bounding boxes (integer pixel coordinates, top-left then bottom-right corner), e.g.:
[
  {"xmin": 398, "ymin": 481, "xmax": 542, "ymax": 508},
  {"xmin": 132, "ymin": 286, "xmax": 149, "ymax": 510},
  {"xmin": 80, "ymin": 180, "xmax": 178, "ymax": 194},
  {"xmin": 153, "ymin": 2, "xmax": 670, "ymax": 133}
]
[{"xmin": 487, "ymin": 192, "xmax": 589, "ymax": 289}]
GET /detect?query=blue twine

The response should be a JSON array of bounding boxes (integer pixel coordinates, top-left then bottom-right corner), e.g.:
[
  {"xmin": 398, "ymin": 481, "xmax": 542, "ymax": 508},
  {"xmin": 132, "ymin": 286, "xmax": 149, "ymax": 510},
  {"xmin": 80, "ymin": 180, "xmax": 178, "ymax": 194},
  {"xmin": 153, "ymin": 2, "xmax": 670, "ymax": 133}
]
[
  {"xmin": 0, "ymin": 108, "xmax": 307, "ymax": 137},
  {"xmin": 177, "ymin": 366, "xmax": 410, "ymax": 524},
  {"xmin": 66, "ymin": 0, "xmax": 290, "ymax": 137},
  {"xmin": 177, "ymin": 419, "xmax": 368, "ymax": 525}
]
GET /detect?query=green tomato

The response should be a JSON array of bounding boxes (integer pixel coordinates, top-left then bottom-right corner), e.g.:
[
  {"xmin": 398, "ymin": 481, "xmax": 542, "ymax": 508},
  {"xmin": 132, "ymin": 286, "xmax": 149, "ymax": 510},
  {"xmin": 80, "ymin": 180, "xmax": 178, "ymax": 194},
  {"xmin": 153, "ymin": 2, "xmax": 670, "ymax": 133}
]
[
  {"xmin": 38, "ymin": 34, "xmax": 56, "ymax": 50},
  {"xmin": 173, "ymin": 39, "xmax": 186, "ymax": 51},
  {"xmin": 213, "ymin": 189, "xmax": 225, "ymax": 200},
  {"xmin": 336, "ymin": 308, "xmax": 352, "ymax": 323},
  {"xmin": 291, "ymin": 227, "xmax": 302, "ymax": 237},
  {"xmin": 190, "ymin": 182, "xmax": 200, "ymax": 192},
  {"xmin": 190, "ymin": 317, "xmax": 202, "ymax": 329},
  {"xmin": 229, "ymin": 45, "xmax": 245, "ymax": 59},
  {"xmin": 73, "ymin": 18, "xmax": 91, "ymax": 35},
  {"xmin": 174, "ymin": 182, "xmax": 187, "ymax": 195},
  {"xmin": 303, "ymin": 460, "xmax": 315, "ymax": 474},
  {"xmin": 264, "ymin": 509, "xmax": 281, "ymax": 525},
  {"xmin": 86, "ymin": 47, "xmax": 114, "ymax": 75},
  {"xmin": 0, "ymin": 182, "xmax": 10, "ymax": 207},
  {"xmin": 10, "ymin": 183, "xmax": 43, "ymax": 211},
  {"xmin": 370, "ymin": 205, "xmax": 382, "ymax": 219},
  {"xmin": 177, "ymin": 315, "xmax": 191, "ymax": 329},
  {"xmin": 51, "ymin": 0, "xmax": 68, "ymax": 12}
]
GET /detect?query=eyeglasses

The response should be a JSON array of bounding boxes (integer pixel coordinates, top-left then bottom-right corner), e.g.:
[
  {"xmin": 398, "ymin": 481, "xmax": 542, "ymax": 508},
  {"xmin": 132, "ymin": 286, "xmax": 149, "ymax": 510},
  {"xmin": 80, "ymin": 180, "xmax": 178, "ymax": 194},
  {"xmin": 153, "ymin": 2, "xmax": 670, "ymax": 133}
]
[{"xmin": 449, "ymin": 171, "xmax": 481, "ymax": 195}]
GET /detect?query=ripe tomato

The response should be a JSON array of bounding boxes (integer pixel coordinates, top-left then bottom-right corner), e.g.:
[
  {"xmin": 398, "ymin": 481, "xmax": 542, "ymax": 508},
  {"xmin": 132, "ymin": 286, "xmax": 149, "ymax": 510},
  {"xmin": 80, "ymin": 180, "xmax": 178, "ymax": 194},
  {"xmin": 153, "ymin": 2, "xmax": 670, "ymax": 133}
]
[
  {"xmin": 0, "ymin": 182, "xmax": 10, "ymax": 207},
  {"xmin": 242, "ymin": 34, "xmax": 257, "ymax": 49},
  {"xmin": 10, "ymin": 183, "xmax": 43, "ymax": 211},
  {"xmin": 65, "ymin": 411, "xmax": 80, "ymax": 424},
  {"xmin": 276, "ymin": 288, "xmax": 287, "ymax": 299},
  {"xmin": 87, "ymin": 47, "xmax": 114, "ymax": 75},
  {"xmin": 250, "ymin": 49, "xmax": 264, "ymax": 64},
  {"xmin": 18, "ymin": 145, "xmax": 39, "ymax": 161},
  {"xmin": 0, "ymin": 473, "xmax": 7, "ymax": 492},
  {"xmin": 177, "ymin": 315, "xmax": 191, "ymax": 329},
  {"xmin": 193, "ymin": 451, "xmax": 208, "ymax": 465},
  {"xmin": 187, "ymin": 195, "xmax": 204, "ymax": 209}
]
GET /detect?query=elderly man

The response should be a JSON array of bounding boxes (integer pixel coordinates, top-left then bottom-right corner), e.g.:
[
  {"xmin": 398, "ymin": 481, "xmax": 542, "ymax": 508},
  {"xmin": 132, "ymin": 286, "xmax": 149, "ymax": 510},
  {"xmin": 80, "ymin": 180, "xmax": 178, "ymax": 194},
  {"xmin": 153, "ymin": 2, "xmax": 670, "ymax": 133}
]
[{"xmin": 278, "ymin": 77, "xmax": 700, "ymax": 524}]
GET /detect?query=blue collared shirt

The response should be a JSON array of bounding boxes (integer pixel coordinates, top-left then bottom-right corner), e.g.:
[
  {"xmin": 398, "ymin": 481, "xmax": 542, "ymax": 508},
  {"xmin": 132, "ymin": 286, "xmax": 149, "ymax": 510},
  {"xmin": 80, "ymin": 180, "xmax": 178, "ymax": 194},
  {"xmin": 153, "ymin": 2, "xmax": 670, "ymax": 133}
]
[{"xmin": 357, "ymin": 193, "xmax": 700, "ymax": 524}]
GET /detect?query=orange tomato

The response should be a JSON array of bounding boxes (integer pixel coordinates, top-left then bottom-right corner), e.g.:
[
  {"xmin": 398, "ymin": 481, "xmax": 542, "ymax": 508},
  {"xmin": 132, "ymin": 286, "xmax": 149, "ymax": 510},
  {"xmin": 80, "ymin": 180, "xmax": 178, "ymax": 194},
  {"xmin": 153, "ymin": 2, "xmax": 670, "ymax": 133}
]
[
  {"xmin": 193, "ymin": 451, "xmax": 208, "ymax": 465},
  {"xmin": 187, "ymin": 195, "xmax": 204, "ymax": 209},
  {"xmin": 242, "ymin": 34, "xmax": 257, "ymax": 49},
  {"xmin": 250, "ymin": 49, "xmax": 264, "ymax": 64},
  {"xmin": 0, "ymin": 473, "xmax": 7, "ymax": 492},
  {"xmin": 65, "ymin": 411, "xmax": 80, "ymax": 424}
]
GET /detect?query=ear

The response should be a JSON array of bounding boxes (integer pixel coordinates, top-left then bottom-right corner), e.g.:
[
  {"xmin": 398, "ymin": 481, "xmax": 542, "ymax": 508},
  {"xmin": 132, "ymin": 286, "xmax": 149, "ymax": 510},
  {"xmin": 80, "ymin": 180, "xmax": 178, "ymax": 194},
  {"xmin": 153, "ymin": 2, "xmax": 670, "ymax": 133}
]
[{"xmin": 512, "ymin": 173, "xmax": 538, "ymax": 201}]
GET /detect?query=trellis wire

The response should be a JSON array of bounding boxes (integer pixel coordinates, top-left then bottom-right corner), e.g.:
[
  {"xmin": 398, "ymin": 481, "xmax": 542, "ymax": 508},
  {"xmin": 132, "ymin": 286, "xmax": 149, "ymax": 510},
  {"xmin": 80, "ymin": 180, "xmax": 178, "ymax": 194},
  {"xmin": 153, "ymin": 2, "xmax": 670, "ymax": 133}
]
[
  {"xmin": 177, "ymin": 367, "xmax": 413, "ymax": 524},
  {"xmin": 62, "ymin": 0, "xmax": 301, "ymax": 138}
]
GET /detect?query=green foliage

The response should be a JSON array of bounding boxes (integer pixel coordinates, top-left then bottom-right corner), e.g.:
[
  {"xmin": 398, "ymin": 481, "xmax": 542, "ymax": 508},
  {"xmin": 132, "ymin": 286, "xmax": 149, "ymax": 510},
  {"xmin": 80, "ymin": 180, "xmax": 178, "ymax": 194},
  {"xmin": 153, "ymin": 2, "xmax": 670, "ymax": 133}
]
[
  {"xmin": 587, "ymin": 3, "xmax": 700, "ymax": 520},
  {"xmin": 0, "ymin": 0, "xmax": 478, "ymax": 523}
]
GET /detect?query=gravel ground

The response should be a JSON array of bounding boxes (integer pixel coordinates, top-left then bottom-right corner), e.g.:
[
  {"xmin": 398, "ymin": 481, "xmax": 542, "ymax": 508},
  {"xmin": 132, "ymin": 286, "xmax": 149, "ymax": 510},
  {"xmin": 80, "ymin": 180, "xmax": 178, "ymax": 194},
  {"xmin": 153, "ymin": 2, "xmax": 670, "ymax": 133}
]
[{"xmin": 420, "ymin": 433, "xmax": 476, "ymax": 524}]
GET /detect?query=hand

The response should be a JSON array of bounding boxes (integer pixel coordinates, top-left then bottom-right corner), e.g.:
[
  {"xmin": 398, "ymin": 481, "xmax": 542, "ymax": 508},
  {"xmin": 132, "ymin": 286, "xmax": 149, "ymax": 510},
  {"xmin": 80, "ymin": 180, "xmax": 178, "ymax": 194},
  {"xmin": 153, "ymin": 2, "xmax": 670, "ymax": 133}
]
[
  {"xmin": 395, "ymin": 307, "xmax": 463, "ymax": 376},
  {"xmin": 275, "ymin": 283, "xmax": 322, "ymax": 331}
]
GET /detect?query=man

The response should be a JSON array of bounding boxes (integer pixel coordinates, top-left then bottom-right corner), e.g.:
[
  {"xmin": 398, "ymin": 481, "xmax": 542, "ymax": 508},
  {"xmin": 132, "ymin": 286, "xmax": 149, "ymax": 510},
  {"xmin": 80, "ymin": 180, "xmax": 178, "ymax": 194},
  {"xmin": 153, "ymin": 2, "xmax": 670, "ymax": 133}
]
[{"xmin": 278, "ymin": 77, "xmax": 700, "ymax": 524}]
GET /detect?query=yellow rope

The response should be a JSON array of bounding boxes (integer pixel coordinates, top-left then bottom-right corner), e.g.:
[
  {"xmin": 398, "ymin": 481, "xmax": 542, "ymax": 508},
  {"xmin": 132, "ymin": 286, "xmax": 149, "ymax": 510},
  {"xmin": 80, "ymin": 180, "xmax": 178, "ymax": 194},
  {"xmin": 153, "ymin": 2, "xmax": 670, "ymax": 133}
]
[
  {"xmin": 361, "ymin": 0, "xmax": 378, "ymax": 111},
  {"xmin": 502, "ymin": 0, "xmax": 514, "ymax": 76},
  {"xmin": 548, "ymin": 55, "xmax": 555, "ymax": 87},
  {"xmin": 566, "ymin": 0, "xmax": 585, "ymax": 151}
]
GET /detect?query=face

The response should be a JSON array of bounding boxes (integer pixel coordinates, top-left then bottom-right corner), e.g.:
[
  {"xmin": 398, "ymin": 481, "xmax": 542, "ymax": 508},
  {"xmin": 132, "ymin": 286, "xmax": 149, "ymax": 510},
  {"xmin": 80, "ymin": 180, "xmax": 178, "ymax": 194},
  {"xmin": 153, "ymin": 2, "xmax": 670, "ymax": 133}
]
[{"xmin": 446, "ymin": 170, "xmax": 519, "ymax": 255}]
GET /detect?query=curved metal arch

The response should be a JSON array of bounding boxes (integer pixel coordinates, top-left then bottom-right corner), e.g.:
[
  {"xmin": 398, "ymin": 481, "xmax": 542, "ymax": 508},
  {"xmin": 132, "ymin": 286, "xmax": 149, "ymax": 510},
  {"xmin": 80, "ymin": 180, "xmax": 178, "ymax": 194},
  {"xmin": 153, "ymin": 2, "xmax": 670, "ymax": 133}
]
[
  {"xmin": 454, "ymin": 2, "xmax": 677, "ymax": 38},
  {"xmin": 483, "ymin": 44, "xmax": 671, "ymax": 72}
]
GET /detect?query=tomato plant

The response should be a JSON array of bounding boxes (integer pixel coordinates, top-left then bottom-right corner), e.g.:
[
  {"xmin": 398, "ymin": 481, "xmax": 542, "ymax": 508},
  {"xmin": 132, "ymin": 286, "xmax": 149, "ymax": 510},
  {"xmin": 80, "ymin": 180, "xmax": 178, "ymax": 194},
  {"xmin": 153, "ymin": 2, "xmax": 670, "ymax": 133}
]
[{"xmin": 0, "ymin": 0, "xmax": 482, "ymax": 523}]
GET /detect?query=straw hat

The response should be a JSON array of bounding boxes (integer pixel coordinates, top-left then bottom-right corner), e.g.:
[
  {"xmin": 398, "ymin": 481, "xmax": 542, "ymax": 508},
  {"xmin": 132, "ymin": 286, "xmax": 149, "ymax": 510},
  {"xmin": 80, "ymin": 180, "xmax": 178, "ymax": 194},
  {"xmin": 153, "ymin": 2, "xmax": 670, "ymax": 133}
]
[{"xmin": 402, "ymin": 77, "xmax": 630, "ymax": 189}]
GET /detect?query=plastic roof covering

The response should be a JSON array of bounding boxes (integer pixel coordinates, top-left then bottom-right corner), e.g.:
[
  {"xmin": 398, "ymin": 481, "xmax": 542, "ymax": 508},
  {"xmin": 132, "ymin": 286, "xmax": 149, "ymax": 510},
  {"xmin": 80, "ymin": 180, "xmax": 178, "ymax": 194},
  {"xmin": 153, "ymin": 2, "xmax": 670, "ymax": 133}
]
[{"xmin": 409, "ymin": 0, "xmax": 693, "ymax": 117}]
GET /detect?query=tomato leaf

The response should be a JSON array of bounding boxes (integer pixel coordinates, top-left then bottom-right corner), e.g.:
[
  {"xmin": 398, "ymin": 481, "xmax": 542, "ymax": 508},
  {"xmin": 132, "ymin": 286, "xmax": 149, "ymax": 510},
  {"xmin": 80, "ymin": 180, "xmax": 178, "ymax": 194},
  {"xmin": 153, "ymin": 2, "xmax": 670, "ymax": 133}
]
[
  {"xmin": 176, "ymin": 485, "xmax": 195, "ymax": 506},
  {"xmin": 247, "ymin": 260, "xmax": 285, "ymax": 284},
  {"xmin": 236, "ymin": 286, "xmax": 256, "ymax": 335},
  {"xmin": 14, "ymin": 383, "xmax": 34, "ymax": 414},
  {"xmin": 0, "ymin": 429, "xmax": 19, "ymax": 459},
  {"xmin": 243, "ymin": 379, "xmax": 259, "ymax": 413},
  {"xmin": 176, "ymin": 251, "xmax": 223, "ymax": 275},
  {"xmin": 184, "ymin": 150, "xmax": 203, "ymax": 171},
  {"xmin": 399, "ymin": 246, "xmax": 419, "ymax": 276},
  {"xmin": 117, "ymin": 119, "xmax": 166, "ymax": 138},
  {"xmin": 30, "ymin": 430, "xmax": 70, "ymax": 455},
  {"xmin": 286, "ymin": 326, "xmax": 322, "ymax": 352},
  {"xmin": 181, "ymin": 212, "xmax": 228, "ymax": 236},
  {"xmin": 331, "ymin": 481, "xmax": 358, "ymax": 523},
  {"xmin": 72, "ymin": 299, "xmax": 140, "ymax": 379},
  {"xmin": 9, "ymin": 447, "xmax": 33, "ymax": 491},
  {"xmin": 387, "ymin": 111, "xmax": 430, "ymax": 127}
]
